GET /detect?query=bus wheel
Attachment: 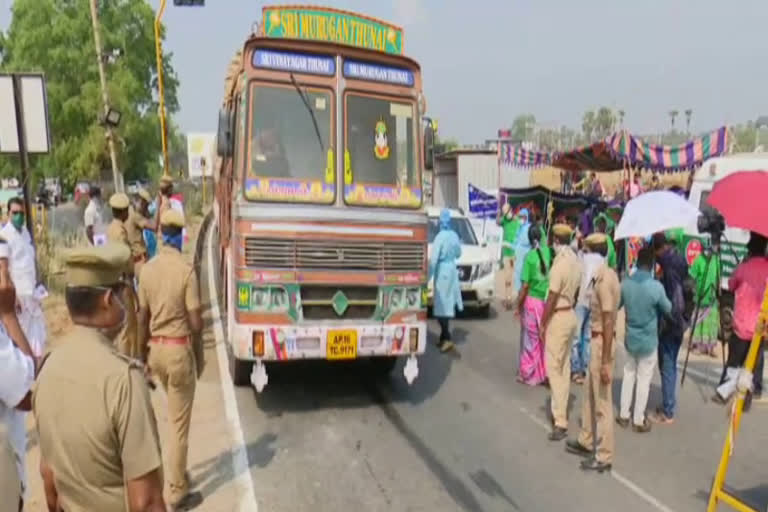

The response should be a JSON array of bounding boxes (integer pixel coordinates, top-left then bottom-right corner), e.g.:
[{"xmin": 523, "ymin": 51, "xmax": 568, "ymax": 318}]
[
  {"xmin": 370, "ymin": 356, "xmax": 398, "ymax": 376},
  {"xmin": 230, "ymin": 352, "xmax": 253, "ymax": 387}
]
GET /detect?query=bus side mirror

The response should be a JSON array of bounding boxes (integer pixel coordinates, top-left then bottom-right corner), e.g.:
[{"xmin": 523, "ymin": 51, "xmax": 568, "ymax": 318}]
[
  {"xmin": 424, "ymin": 123, "xmax": 435, "ymax": 171},
  {"xmin": 216, "ymin": 109, "xmax": 233, "ymax": 157}
]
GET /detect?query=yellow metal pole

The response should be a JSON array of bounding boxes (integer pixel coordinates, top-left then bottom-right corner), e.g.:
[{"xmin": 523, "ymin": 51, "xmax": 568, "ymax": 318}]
[
  {"xmin": 706, "ymin": 283, "xmax": 768, "ymax": 512},
  {"xmin": 154, "ymin": 0, "xmax": 169, "ymax": 176},
  {"xmin": 202, "ymin": 160, "xmax": 207, "ymax": 207}
]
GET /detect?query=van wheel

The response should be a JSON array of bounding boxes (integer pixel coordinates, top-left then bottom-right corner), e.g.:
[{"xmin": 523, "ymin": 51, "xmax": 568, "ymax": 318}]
[
  {"xmin": 478, "ymin": 304, "xmax": 491, "ymax": 318},
  {"xmin": 230, "ymin": 351, "xmax": 252, "ymax": 387}
]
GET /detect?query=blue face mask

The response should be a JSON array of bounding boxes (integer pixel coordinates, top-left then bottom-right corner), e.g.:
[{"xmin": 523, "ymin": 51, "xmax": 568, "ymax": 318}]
[{"xmin": 162, "ymin": 232, "xmax": 183, "ymax": 251}]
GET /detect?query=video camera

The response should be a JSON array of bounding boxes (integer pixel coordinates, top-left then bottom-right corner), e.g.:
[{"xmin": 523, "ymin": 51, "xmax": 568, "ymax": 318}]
[{"xmin": 697, "ymin": 209, "xmax": 726, "ymax": 245}]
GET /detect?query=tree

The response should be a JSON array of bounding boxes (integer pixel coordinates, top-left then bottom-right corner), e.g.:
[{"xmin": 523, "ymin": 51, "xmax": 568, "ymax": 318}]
[
  {"xmin": 0, "ymin": 0, "xmax": 180, "ymax": 188},
  {"xmin": 510, "ymin": 114, "xmax": 536, "ymax": 142},
  {"xmin": 594, "ymin": 107, "xmax": 616, "ymax": 139},
  {"xmin": 617, "ymin": 109, "xmax": 625, "ymax": 129},
  {"xmin": 581, "ymin": 110, "xmax": 596, "ymax": 142},
  {"xmin": 668, "ymin": 110, "xmax": 679, "ymax": 132},
  {"xmin": 684, "ymin": 109, "xmax": 693, "ymax": 134}
]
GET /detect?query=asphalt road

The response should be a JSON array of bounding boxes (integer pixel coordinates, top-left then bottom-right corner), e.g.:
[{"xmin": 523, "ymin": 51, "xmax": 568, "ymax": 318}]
[{"xmin": 203, "ymin": 228, "xmax": 768, "ymax": 512}]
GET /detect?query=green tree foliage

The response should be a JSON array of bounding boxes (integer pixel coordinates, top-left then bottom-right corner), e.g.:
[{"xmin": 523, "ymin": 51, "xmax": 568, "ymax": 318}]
[
  {"xmin": 510, "ymin": 114, "xmax": 536, "ymax": 141},
  {"xmin": 0, "ymin": 0, "xmax": 181, "ymax": 188},
  {"xmin": 594, "ymin": 107, "xmax": 615, "ymax": 139}
]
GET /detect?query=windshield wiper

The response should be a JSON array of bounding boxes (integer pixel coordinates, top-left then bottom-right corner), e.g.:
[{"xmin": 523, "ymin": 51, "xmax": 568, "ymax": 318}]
[{"xmin": 290, "ymin": 73, "xmax": 324, "ymax": 155}]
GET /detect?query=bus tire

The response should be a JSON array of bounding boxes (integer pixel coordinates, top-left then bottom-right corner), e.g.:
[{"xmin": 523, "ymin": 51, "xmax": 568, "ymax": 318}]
[
  {"xmin": 230, "ymin": 352, "xmax": 252, "ymax": 387},
  {"xmin": 370, "ymin": 356, "xmax": 398, "ymax": 376}
]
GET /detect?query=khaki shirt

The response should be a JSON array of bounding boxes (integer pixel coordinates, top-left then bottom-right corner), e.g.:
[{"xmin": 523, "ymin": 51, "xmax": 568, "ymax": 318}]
[
  {"xmin": 125, "ymin": 208, "xmax": 149, "ymax": 258},
  {"xmin": 548, "ymin": 247, "xmax": 582, "ymax": 309},
  {"xmin": 106, "ymin": 218, "xmax": 134, "ymax": 274},
  {"xmin": 138, "ymin": 246, "xmax": 201, "ymax": 338},
  {"xmin": 33, "ymin": 327, "xmax": 162, "ymax": 512},
  {"xmin": 0, "ymin": 424, "xmax": 20, "ymax": 512},
  {"xmin": 589, "ymin": 263, "xmax": 621, "ymax": 334},
  {"xmin": 157, "ymin": 196, "xmax": 171, "ymax": 231}
]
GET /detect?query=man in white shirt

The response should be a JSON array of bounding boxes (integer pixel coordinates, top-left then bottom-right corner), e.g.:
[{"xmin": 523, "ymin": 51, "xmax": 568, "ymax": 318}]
[
  {"xmin": 570, "ymin": 243, "xmax": 605, "ymax": 383},
  {"xmin": 83, "ymin": 186, "xmax": 106, "ymax": 246},
  {"xmin": 0, "ymin": 198, "xmax": 46, "ymax": 358},
  {"xmin": 0, "ymin": 238, "xmax": 36, "ymax": 509}
]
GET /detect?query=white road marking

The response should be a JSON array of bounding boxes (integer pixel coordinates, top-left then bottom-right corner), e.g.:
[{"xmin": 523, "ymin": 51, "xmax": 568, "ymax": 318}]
[
  {"xmin": 206, "ymin": 219, "xmax": 259, "ymax": 512},
  {"xmin": 517, "ymin": 406, "xmax": 677, "ymax": 512}
]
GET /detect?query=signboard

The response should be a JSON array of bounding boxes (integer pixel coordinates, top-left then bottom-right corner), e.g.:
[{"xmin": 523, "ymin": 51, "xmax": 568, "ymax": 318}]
[
  {"xmin": 468, "ymin": 183, "xmax": 497, "ymax": 219},
  {"xmin": 253, "ymin": 49, "xmax": 336, "ymax": 76},
  {"xmin": 262, "ymin": 6, "xmax": 404, "ymax": 55},
  {"xmin": 342, "ymin": 60, "xmax": 414, "ymax": 86},
  {"xmin": 186, "ymin": 132, "xmax": 216, "ymax": 179},
  {"xmin": 0, "ymin": 73, "xmax": 51, "ymax": 154}
]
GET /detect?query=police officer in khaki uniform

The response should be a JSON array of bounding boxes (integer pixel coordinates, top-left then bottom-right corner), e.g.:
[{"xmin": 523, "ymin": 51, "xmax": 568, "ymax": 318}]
[
  {"xmin": 541, "ymin": 223, "xmax": 582, "ymax": 441},
  {"xmin": 157, "ymin": 175, "xmax": 174, "ymax": 232},
  {"xmin": 33, "ymin": 243, "xmax": 165, "ymax": 511},
  {"xmin": 126, "ymin": 189, "xmax": 158, "ymax": 280},
  {"xmin": 565, "ymin": 233, "xmax": 621, "ymax": 472},
  {"xmin": 106, "ymin": 193, "xmax": 140, "ymax": 358},
  {"xmin": 138, "ymin": 209, "xmax": 203, "ymax": 509}
]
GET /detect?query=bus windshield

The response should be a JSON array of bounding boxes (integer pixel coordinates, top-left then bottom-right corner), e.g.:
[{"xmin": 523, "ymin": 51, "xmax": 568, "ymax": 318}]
[
  {"xmin": 245, "ymin": 83, "xmax": 334, "ymax": 203},
  {"xmin": 343, "ymin": 93, "xmax": 421, "ymax": 208}
]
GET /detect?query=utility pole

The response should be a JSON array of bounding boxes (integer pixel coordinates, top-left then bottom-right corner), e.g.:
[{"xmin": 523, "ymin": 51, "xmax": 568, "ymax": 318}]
[
  {"xmin": 155, "ymin": 0, "xmax": 170, "ymax": 176},
  {"xmin": 89, "ymin": 0, "xmax": 123, "ymax": 192}
]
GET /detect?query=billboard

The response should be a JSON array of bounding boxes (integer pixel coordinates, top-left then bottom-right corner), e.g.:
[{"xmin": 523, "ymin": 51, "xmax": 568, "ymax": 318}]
[{"xmin": 187, "ymin": 132, "xmax": 216, "ymax": 178}]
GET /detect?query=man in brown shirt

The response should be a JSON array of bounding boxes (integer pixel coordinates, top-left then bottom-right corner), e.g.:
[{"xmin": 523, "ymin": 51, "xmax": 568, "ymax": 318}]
[
  {"xmin": 33, "ymin": 243, "xmax": 165, "ymax": 511},
  {"xmin": 156, "ymin": 175, "xmax": 174, "ymax": 232},
  {"xmin": 541, "ymin": 223, "xmax": 582, "ymax": 441},
  {"xmin": 106, "ymin": 193, "xmax": 139, "ymax": 358},
  {"xmin": 566, "ymin": 233, "xmax": 621, "ymax": 472},
  {"xmin": 139, "ymin": 209, "xmax": 203, "ymax": 509}
]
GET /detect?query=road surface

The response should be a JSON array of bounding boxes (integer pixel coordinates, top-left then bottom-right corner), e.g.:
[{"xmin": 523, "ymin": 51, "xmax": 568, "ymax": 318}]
[{"xmin": 202, "ymin": 225, "xmax": 768, "ymax": 512}]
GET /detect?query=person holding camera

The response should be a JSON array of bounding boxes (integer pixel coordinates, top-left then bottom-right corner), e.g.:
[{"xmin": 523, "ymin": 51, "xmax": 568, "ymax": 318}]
[{"xmin": 714, "ymin": 232, "xmax": 768, "ymax": 410}]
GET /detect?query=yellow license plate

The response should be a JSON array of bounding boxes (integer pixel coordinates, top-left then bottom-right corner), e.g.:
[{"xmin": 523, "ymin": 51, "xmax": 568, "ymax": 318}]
[{"xmin": 327, "ymin": 330, "xmax": 357, "ymax": 360}]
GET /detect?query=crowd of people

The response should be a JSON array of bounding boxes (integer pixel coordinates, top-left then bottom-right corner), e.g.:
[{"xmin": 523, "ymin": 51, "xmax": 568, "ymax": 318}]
[
  {"xmin": 1, "ymin": 175, "xmax": 203, "ymax": 511},
  {"xmin": 565, "ymin": 170, "xmax": 670, "ymax": 201},
  {"xmin": 433, "ymin": 202, "xmax": 767, "ymax": 472}
]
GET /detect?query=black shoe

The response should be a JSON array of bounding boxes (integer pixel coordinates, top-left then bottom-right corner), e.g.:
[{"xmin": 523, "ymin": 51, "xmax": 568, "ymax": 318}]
[
  {"xmin": 632, "ymin": 418, "xmax": 652, "ymax": 433},
  {"xmin": 548, "ymin": 427, "xmax": 568, "ymax": 441},
  {"xmin": 711, "ymin": 393, "xmax": 727, "ymax": 405},
  {"xmin": 171, "ymin": 491, "xmax": 203, "ymax": 511},
  {"xmin": 565, "ymin": 439, "xmax": 592, "ymax": 457},
  {"xmin": 580, "ymin": 458, "xmax": 612, "ymax": 473},
  {"xmin": 615, "ymin": 417, "xmax": 630, "ymax": 429}
]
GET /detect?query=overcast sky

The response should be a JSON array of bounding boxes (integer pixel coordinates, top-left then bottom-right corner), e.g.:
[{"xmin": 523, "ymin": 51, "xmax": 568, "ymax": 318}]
[{"xmin": 2, "ymin": 0, "xmax": 768, "ymax": 143}]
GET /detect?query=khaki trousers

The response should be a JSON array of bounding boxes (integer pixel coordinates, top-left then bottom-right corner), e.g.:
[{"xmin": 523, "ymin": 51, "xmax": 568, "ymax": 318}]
[
  {"xmin": 577, "ymin": 333, "xmax": 616, "ymax": 464},
  {"xmin": 115, "ymin": 287, "xmax": 139, "ymax": 359},
  {"xmin": 149, "ymin": 342, "xmax": 197, "ymax": 503},
  {"xmin": 545, "ymin": 309, "xmax": 577, "ymax": 429}
]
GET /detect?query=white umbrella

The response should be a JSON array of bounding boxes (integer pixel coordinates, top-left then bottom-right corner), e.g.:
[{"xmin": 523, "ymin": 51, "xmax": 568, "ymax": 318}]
[{"xmin": 614, "ymin": 190, "xmax": 700, "ymax": 240}]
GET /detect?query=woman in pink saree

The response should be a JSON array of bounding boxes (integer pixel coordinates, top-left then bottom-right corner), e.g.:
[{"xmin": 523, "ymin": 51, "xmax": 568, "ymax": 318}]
[{"xmin": 515, "ymin": 225, "xmax": 551, "ymax": 386}]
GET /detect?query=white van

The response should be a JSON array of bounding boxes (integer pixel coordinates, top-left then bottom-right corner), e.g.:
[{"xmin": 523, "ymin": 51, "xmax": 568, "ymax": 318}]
[
  {"xmin": 426, "ymin": 207, "xmax": 496, "ymax": 317},
  {"xmin": 684, "ymin": 153, "xmax": 764, "ymax": 286}
]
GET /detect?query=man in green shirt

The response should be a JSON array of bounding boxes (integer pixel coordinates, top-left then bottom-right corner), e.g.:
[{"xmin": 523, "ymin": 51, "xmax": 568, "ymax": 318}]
[{"xmin": 498, "ymin": 203, "xmax": 520, "ymax": 309}]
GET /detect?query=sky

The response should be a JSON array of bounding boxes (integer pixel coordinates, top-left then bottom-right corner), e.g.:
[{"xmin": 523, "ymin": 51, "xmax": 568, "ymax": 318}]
[{"xmin": 2, "ymin": 0, "xmax": 768, "ymax": 143}]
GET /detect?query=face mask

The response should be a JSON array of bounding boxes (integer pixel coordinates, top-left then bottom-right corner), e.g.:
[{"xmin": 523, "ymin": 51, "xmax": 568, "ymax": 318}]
[
  {"xmin": 162, "ymin": 232, "xmax": 183, "ymax": 251},
  {"xmin": 10, "ymin": 212, "xmax": 24, "ymax": 230},
  {"xmin": 99, "ymin": 292, "xmax": 126, "ymax": 341}
]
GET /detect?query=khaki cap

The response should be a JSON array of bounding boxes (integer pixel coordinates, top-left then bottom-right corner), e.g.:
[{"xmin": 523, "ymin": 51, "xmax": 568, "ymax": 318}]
[
  {"xmin": 159, "ymin": 174, "xmax": 174, "ymax": 185},
  {"xmin": 64, "ymin": 243, "xmax": 131, "ymax": 287},
  {"xmin": 108, "ymin": 193, "xmax": 130, "ymax": 209},
  {"xmin": 137, "ymin": 188, "xmax": 152, "ymax": 202},
  {"xmin": 584, "ymin": 232, "xmax": 608, "ymax": 248},
  {"xmin": 160, "ymin": 209, "xmax": 185, "ymax": 228},
  {"xmin": 552, "ymin": 223, "xmax": 573, "ymax": 238}
]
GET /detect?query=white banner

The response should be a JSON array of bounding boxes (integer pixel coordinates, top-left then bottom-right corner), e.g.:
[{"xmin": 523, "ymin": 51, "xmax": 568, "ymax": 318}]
[{"xmin": 187, "ymin": 132, "xmax": 216, "ymax": 178}]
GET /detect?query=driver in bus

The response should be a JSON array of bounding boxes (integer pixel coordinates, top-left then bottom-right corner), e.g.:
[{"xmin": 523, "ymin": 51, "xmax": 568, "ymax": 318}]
[{"xmin": 253, "ymin": 118, "xmax": 290, "ymax": 178}]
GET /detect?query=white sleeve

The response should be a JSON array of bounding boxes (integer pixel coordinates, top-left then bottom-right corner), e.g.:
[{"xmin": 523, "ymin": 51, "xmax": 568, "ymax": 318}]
[
  {"xmin": 84, "ymin": 206, "xmax": 95, "ymax": 227},
  {"xmin": 0, "ymin": 336, "xmax": 34, "ymax": 408},
  {"xmin": 0, "ymin": 243, "xmax": 8, "ymax": 259}
]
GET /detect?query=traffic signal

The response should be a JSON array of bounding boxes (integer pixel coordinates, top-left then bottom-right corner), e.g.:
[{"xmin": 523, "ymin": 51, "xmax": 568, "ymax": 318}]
[{"xmin": 173, "ymin": 0, "xmax": 204, "ymax": 5}]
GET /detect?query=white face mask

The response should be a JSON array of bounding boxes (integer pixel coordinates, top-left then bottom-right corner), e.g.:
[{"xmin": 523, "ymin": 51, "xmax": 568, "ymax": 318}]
[{"xmin": 98, "ymin": 292, "xmax": 126, "ymax": 341}]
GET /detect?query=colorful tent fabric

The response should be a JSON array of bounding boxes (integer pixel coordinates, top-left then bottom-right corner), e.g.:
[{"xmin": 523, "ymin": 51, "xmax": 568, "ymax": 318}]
[{"xmin": 499, "ymin": 127, "xmax": 729, "ymax": 173}]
